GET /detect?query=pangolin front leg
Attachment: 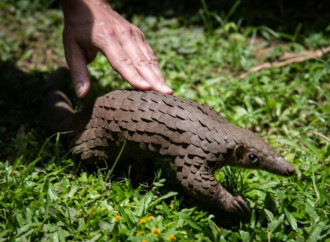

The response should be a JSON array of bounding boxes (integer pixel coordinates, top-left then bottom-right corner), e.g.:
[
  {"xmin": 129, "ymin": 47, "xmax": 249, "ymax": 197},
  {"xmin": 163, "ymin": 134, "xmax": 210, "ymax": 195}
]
[{"xmin": 172, "ymin": 155, "xmax": 251, "ymax": 218}]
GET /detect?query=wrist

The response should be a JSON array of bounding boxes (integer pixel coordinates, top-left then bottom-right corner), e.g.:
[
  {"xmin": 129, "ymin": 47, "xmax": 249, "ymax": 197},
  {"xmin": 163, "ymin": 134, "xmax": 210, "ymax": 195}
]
[
  {"xmin": 61, "ymin": 0, "xmax": 108, "ymax": 8},
  {"xmin": 61, "ymin": 0, "xmax": 110, "ymax": 23}
]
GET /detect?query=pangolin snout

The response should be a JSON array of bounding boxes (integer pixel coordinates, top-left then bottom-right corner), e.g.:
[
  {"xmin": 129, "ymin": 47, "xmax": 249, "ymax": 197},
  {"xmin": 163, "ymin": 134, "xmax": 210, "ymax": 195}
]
[
  {"xmin": 262, "ymin": 155, "xmax": 295, "ymax": 177},
  {"xmin": 286, "ymin": 165, "xmax": 295, "ymax": 176},
  {"xmin": 277, "ymin": 159, "xmax": 295, "ymax": 176}
]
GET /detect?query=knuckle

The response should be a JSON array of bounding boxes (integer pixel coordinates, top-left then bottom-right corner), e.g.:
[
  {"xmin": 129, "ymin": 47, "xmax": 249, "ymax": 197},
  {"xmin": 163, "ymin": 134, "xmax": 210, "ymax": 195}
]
[
  {"xmin": 105, "ymin": 28, "xmax": 116, "ymax": 37},
  {"xmin": 136, "ymin": 56, "xmax": 151, "ymax": 67},
  {"xmin": 131, "ymin": 26, "xmax": 146, "ymax": 41},
  {"xmin": 139, "ymin": 30, "xmax": 146, "ymax": 40},
  {"xmin": 149, "ymin": 56, "xmax": 158, "ymax": 65},
  {"xmin": 119, "ymin": 57, "xmax": 133, "ymax": 66},
  {"xmin": 119, "ymin": 26, "xmax": 133, "ymax": 37},
  {"xmin": 106, "ymin": 28, "xmax": 115, "ymax": 37},
  {"xmin": 112, "ymin": 56, "xmax": 133, "ymax": 71},
  {"xmin": 132, "ymin": 26, "xmax": 142, "ymax": 33},
  {"xmin": 92, "ymin": 27, "xmax": 115, "ymax": 47}
]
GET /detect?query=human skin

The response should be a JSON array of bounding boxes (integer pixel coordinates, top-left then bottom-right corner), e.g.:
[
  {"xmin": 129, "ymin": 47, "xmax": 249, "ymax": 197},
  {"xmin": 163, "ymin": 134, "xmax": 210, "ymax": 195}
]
[{"xmin": 61, "ymin": 0, "xmax": 173, "ymax": 98}]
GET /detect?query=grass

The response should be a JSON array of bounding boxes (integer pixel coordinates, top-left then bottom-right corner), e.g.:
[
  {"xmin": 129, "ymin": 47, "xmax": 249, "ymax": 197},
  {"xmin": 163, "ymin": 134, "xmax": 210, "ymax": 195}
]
[{"xmin": 0, "ymin": 0, "xmax": 329, "ymax": 241}]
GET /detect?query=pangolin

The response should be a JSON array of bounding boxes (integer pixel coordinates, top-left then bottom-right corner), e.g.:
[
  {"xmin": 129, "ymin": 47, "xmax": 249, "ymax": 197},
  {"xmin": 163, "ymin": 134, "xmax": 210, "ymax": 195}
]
[{"xmin": 43, "ymin": 67, "xmax": 295, "ymax": 217}]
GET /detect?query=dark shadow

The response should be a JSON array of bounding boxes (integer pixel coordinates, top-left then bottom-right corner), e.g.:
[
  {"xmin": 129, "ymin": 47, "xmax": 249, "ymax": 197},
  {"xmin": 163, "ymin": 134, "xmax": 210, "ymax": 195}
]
[
  {"xmin": 0, "ymin": 61, "xmax": 48, "ymax": 161},
  {"xmin": 0, "ymin": 61, "xmax": 94, "ymax": 162},
  {"xmin": 108, "ymin": 0, "xmax": 330, "ymax": 35}
]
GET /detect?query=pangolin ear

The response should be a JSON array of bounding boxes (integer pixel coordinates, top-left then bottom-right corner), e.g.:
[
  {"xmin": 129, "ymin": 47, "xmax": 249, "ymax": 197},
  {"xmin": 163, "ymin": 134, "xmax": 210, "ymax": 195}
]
[{"xmin": 234, "ymin": 144, "xmax": 245, "ymax": 162}]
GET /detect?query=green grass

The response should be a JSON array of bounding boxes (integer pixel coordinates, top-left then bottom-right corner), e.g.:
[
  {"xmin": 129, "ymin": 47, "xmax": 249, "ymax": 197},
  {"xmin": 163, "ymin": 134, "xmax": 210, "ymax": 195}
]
[{"xmin": 1, "ymin": 1, "xmax": 329, "ymax": 241}]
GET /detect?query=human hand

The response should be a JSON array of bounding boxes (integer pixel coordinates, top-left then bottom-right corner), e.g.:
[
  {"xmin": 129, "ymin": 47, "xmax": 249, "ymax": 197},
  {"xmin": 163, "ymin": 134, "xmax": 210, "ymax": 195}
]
[{"xmin": 61, "ymin": 0, "xmax": 173, "ymax": 98}]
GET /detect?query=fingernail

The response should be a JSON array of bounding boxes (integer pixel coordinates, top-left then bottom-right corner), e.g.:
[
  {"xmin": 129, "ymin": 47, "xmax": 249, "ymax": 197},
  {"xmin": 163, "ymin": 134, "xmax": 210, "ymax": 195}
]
[
  {"xmin": 75, "ymin": 82, "xmax": 85, "ymax": 97},
  {"xmin": 162, "ymin": 85, "xmax": 173, "ymax": 94}
]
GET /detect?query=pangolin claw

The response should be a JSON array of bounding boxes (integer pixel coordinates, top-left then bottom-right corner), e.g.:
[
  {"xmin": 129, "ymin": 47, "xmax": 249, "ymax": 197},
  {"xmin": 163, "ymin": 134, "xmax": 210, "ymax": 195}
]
[{"xmin": 231, "ymin": 196, "xmax": 251, "ymax": 220}]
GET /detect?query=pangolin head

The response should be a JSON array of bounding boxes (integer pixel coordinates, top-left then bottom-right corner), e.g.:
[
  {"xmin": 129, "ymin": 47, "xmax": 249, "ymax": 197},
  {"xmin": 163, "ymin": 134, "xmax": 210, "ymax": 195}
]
[{"xmin": 223, "ymin": 124, "xmax": 295, "ymax": 177}]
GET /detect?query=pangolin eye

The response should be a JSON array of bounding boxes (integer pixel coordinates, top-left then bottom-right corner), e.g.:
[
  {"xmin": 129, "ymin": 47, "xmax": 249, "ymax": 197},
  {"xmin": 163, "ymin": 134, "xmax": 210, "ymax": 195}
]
[{"xmin": 248, "ymin": 153, "xmax": 259, "ymax": 164}]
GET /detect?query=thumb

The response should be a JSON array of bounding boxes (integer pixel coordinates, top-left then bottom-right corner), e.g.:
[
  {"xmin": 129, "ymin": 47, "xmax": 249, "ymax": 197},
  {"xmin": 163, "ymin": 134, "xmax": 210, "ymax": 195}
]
[{"xmin": 64, "ymin": 42, "xmax": 91, "ymax": 98}]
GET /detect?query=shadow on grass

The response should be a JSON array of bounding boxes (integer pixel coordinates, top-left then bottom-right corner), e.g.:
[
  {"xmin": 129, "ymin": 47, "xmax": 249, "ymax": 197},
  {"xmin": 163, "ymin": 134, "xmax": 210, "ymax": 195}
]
[
  {"xmin": 0, "ymin": 60, "xmax": 106, "ymax": 162},
  {"xmin": 0, "ymin": 61, "xmax": 49, "ymax": 161}
]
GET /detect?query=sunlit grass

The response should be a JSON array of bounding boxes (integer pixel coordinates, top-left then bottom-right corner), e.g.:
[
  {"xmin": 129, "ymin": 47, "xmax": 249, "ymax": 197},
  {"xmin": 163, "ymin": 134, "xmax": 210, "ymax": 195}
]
[{"xmin": 0, "ymin": 0, "xmax": 329, "ymax": 241}]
